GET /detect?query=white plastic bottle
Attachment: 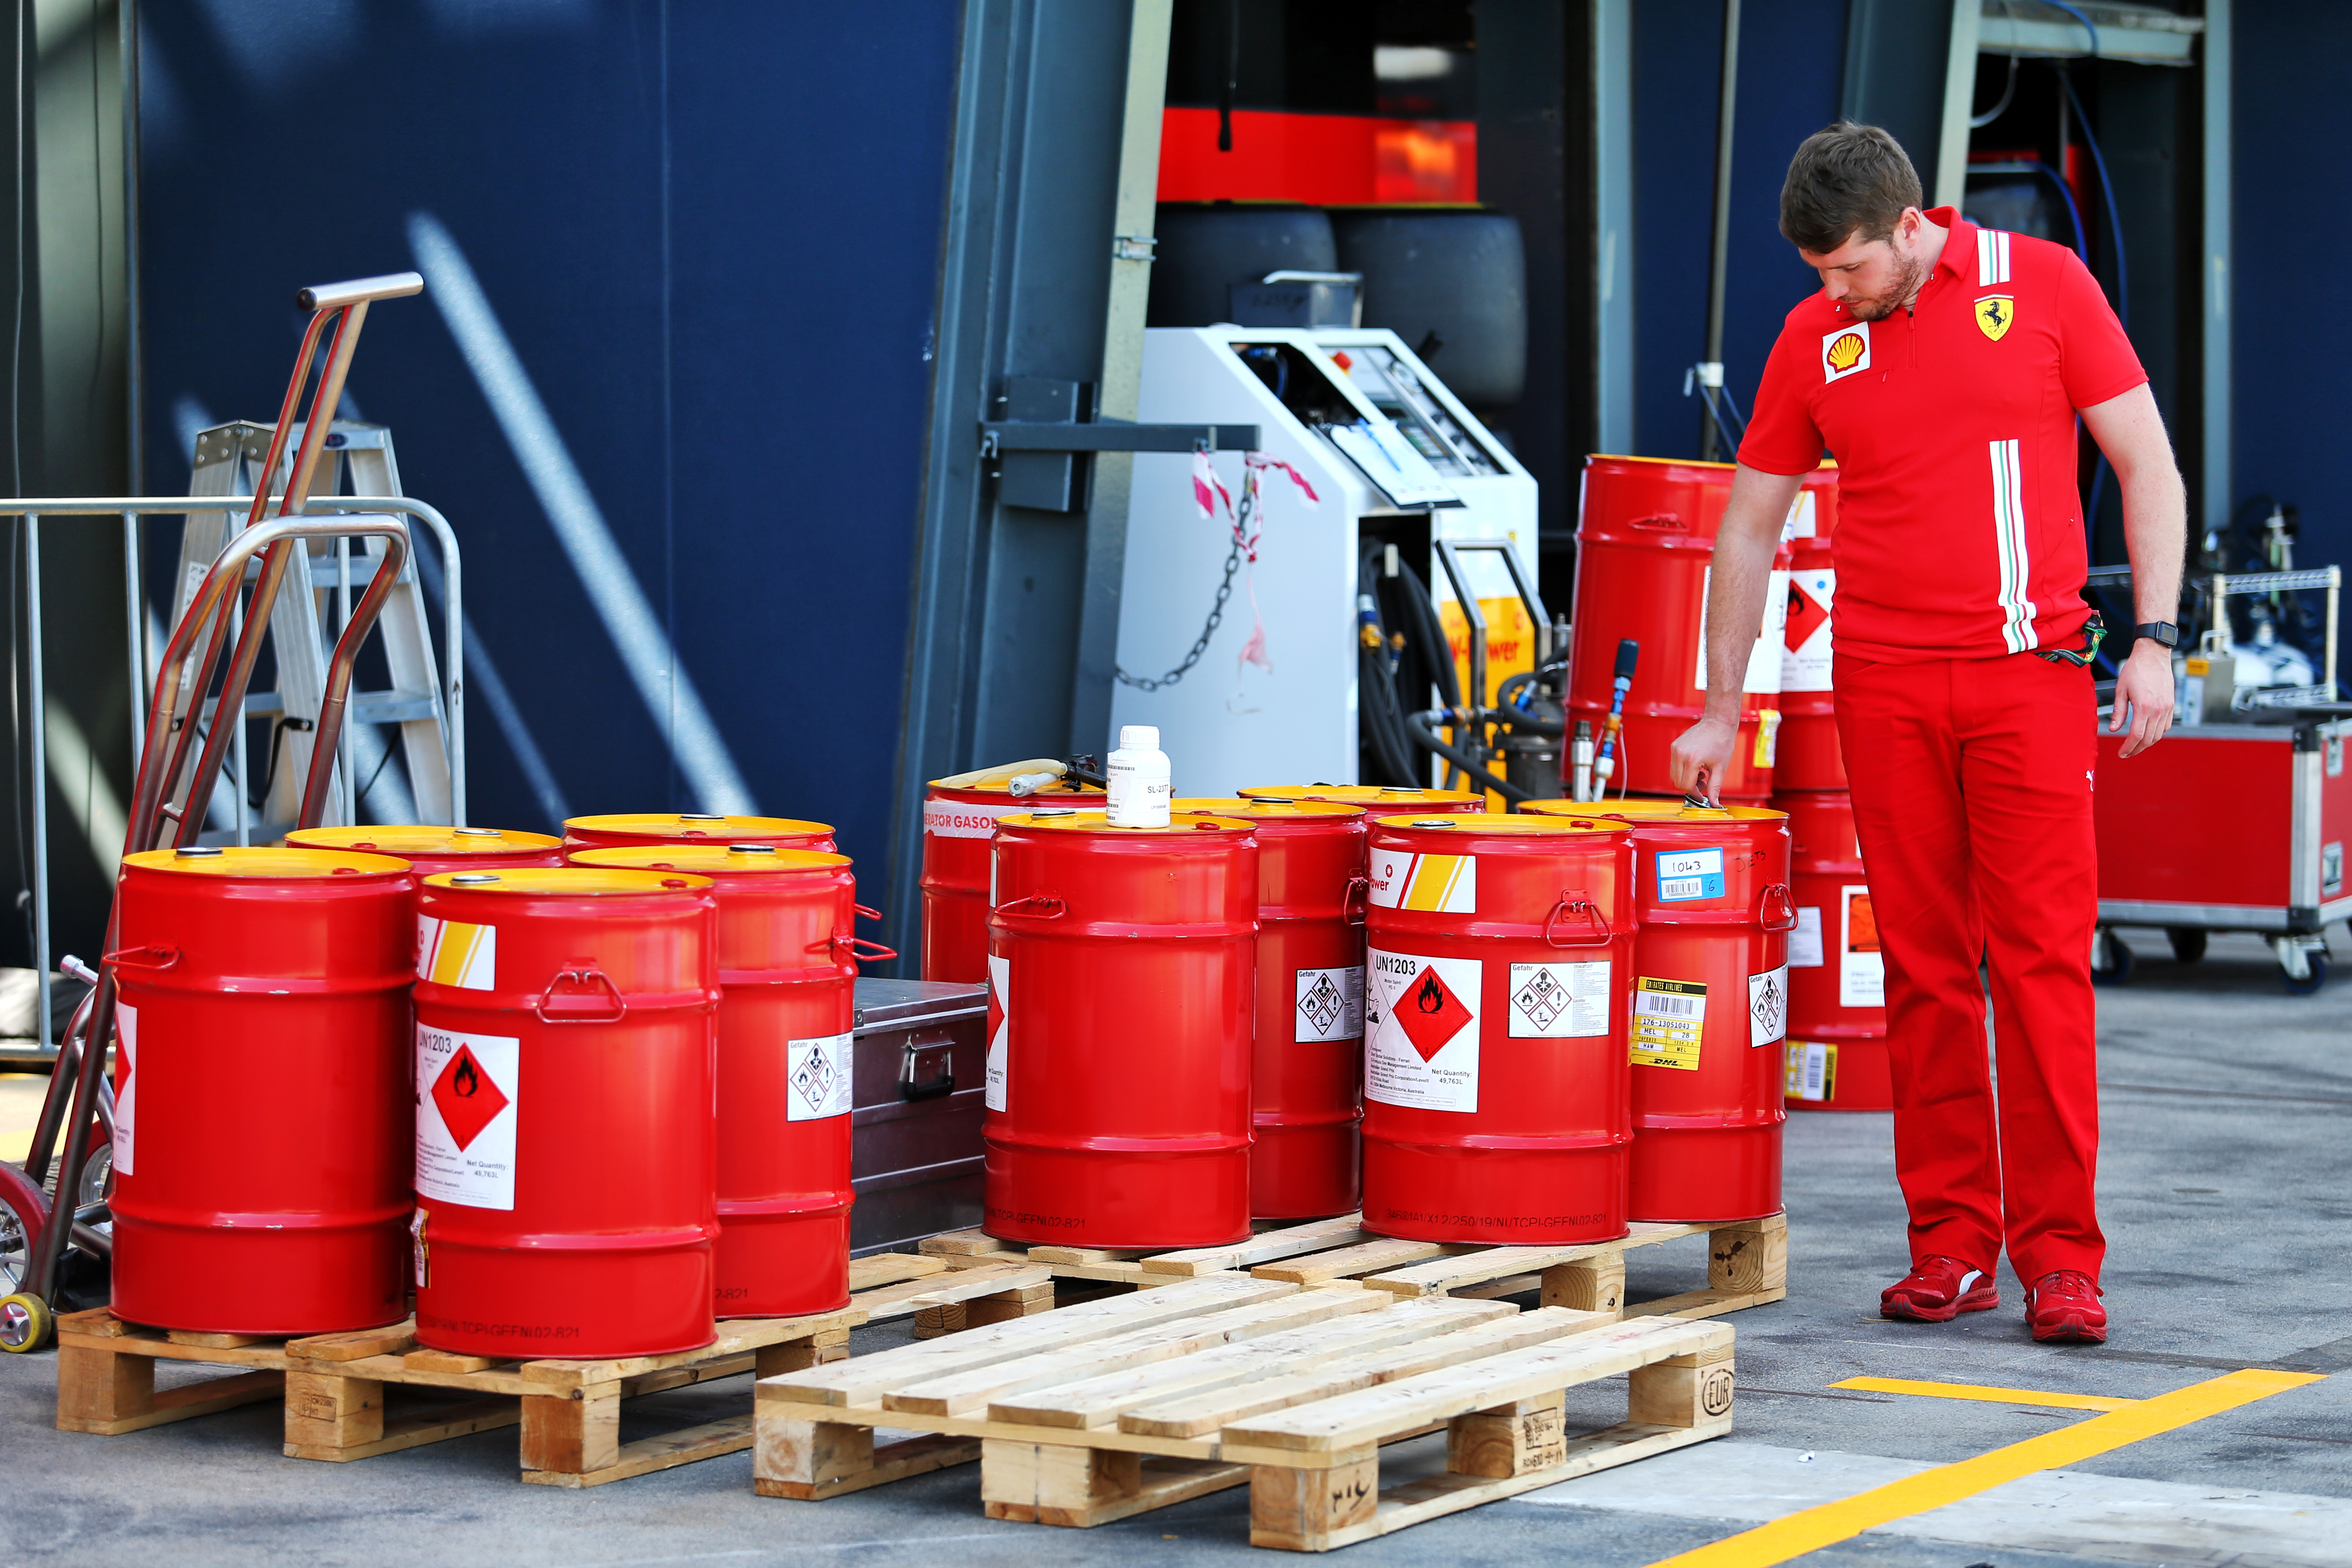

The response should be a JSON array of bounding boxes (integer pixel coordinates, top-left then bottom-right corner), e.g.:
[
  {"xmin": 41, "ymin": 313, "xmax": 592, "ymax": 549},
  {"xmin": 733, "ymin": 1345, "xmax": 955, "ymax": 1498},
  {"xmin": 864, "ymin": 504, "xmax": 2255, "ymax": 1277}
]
[{"xmin": 1104, "ymin": 725, "xmax": 1172, "ymax": 828}]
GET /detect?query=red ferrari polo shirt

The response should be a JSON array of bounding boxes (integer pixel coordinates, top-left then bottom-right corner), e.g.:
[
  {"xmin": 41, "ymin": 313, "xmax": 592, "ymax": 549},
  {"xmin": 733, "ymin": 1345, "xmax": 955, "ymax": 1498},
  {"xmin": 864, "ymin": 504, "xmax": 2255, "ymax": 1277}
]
[{"xmin": 1738, "ymin": 207, "xmax": 2146, "ymax": 663}]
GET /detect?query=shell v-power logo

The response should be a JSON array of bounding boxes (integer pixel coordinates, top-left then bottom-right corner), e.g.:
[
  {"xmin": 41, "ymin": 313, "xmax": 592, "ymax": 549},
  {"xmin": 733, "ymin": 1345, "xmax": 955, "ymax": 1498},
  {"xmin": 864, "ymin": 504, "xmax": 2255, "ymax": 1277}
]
[{"xmin": 1821, "ymin": 322, "xmax": 1871, "ymax": 382}]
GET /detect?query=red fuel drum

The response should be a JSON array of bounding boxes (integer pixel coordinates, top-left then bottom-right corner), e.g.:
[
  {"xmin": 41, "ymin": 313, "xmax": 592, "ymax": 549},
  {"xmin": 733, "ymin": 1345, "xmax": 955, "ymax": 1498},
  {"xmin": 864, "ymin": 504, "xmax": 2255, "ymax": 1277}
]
[
  {"xmin": 110, "ymin": 847, "xmax": 414, "ymax": 1333},
  {"xmin": 1569, "ymin": 456, "xmax": 1794, "ymax": 801},
  {"xmin": 921, "ymin": 775, "xmax": 1102, "ymax": 984},
  {"xmin": 286, "ymin": 824, "xmax": 567, "ymax": 878},
  {"xmin": 985, "ymin": 810, "xmax": 1258, "ymax": 1247},
  {"xmin": 1359, "ymin": 814, "xmax": 1636, "ymax": 1245},
  {"xmin": 1775, "ymin": 514, "xmax": 1847, "ymax": 791},
  {"xmin": 1528, "ymin": 800, "xmax": 1791, "ymax": 1221},
  {"xmin": 1774, "ymin": 790, "xmax": 1891, "ymax": 1112},
  {"xmin": 1175, "ymin": 797, "xmax": 1369, "ymax": 1220},
  {"xmin": 563, "ymin": 813, "xmax": 836, "ymax": 853},
  {"xmin": 573, "ymin": 845, "xmax": 861, "ymax": 1317},
  {"xmin": 1240, "ymin": 784, "xmax": 1488, "ymax": 814},
  {"xmin": 412, "ymin": 868, "xmax": 720, "ymax": 1357}
]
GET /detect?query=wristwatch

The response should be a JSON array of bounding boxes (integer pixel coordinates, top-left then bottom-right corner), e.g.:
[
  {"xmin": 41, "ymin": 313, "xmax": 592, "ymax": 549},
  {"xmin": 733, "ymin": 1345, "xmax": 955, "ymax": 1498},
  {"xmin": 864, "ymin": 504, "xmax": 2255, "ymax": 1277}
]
[{"xmin": 2133, "ymin": 622, "xmax": 2180, "ymax": 649}]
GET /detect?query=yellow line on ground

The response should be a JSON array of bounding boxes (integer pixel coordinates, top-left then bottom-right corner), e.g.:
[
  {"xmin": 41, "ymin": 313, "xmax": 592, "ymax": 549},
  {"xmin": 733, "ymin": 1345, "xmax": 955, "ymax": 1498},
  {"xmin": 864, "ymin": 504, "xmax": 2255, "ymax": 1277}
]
[
  {"xmin": 1830, "ymin": 1376, "xmax": 2138, "ymax": 1411},
  {"xmin": 1644, "ymin": 1368, "xmax": 2323, "ymax": 1568}
]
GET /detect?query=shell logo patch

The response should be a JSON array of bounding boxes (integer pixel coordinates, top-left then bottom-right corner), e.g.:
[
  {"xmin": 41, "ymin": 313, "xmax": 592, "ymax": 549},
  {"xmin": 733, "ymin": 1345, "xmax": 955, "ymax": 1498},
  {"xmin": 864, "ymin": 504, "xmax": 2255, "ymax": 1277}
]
[
  {"xmin": 1821, "ymin": 323, "xmax": 1870, "ymax": 382},
  {"xmin": 1975, "ymin": 295, "xmax": 2015, "ymax": 340}
]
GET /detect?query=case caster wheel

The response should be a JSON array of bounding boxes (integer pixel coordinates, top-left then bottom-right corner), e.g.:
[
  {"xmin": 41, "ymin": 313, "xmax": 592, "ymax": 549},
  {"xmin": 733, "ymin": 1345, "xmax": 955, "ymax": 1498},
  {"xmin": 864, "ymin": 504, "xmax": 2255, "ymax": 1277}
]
[
  {"xmin": 2167, "ymin": 928, "xmax": 2207, "ymax": 964},
  {"xmin": 2090, "ymin": 927, "xmax": 2134, "ymax": 986},
  {"xmin": 0, "ymin": 1292, "xmax": 53, "ymax": 1353},
  {"xmin": 2281, "ymin": 953, "xmax": 2329, "ymax": 996}
]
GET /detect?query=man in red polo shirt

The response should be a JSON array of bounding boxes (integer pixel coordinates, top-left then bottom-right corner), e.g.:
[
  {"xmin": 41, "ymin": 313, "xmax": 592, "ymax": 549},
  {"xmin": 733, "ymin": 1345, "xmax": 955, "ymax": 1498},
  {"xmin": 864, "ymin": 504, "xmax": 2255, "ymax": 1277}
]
[{"xmin": 1672, "ymin": 124, "xmax": 2183, "ymax": 1344}]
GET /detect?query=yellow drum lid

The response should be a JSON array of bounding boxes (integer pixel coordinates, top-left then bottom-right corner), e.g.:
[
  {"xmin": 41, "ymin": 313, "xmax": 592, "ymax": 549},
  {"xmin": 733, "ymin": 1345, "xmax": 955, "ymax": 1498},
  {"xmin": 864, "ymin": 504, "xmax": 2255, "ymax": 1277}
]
[
  {"xmin": 122, "ymin": 846, "xmax": 412, "ymax": 878},
  {"xmin": 999, "ymin": 809, "xmax": 1254, "ymax": 836},
  {"xmin": 1523, "ymin": 800, "xmax": 1786, "ymax": 823},
  {"xmin": 1172, "ymin": 797, "xmax": 1363, "ymax": 821},
  {"xmin": 285, "ymin": 824, "xmax": 562, "ymax": 856},
  {"xmin": 419, "ymin": 868, "xmax": 715, "ymax": 895},
  {"xmin": 1238, "ymin": 785, "xmax": 1485, "ymax": 808},
  {"xmin": 1371, "ymin": 814, "xmax": 1629, "ymax": 838},
  {"xmin": 568, "ymin": 846, "xmax": 850, "ymax": 875},
  {"xmin": 564, "ymin": 813, "xmax": 833, "ymax": 839}
]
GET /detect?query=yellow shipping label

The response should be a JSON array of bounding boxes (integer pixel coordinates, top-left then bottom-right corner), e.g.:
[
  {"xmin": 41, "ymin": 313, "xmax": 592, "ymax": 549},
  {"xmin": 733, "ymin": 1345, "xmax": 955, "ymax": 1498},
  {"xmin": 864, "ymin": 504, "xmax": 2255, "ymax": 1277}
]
[{"xmin": 1631, "ymin": 976, "xmax": 1706, "ymax": 1071}]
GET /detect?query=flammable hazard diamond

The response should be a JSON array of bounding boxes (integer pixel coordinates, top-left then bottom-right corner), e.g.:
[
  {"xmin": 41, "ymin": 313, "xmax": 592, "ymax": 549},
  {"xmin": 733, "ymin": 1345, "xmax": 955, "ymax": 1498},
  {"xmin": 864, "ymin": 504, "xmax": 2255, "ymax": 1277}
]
[
  {"xmin": 431, "ymin": 1044, "xmax": 509, "ymax": 1152},
  {"xmin": 1394, "ymin": 965, "xmax": 1473, "ymax": 1062}
]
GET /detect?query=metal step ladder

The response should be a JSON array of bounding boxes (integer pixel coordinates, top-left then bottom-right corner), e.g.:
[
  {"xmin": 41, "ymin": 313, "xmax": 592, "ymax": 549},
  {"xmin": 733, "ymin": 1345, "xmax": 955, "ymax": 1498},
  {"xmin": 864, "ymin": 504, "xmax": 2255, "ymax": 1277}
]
[{"xmin": 172, "ymin": 420, "xmax": 451, "ymax": 838}]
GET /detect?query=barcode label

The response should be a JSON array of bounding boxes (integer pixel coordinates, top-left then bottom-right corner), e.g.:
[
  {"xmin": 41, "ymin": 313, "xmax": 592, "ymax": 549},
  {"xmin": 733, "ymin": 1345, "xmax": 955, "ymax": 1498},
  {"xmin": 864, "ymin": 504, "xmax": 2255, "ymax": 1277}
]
[
  {"xmin": 1656, "ymin": 848, "xmax": 1726, "ymax": 903},
  {"xmin": 1631, "ymin": 977, "xmax": 1706, "ymax": 1071},
  {"xmin": 1660, "ymin": 878, "xmax": 1703, "ymax": 901}
]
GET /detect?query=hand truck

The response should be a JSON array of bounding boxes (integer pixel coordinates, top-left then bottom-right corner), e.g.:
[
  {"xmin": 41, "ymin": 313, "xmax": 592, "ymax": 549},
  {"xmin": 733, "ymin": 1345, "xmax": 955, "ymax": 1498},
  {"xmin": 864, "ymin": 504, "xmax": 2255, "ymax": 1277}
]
[{"xmin": 0, "ymin": 272, "xmax": 425, "ymax": 1352}]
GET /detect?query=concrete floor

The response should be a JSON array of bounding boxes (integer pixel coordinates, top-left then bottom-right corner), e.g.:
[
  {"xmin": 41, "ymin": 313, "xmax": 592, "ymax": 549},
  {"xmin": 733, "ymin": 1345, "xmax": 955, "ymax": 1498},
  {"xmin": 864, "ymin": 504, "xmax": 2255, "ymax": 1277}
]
[{"xmin": 3, "ymin": 926, "xmax": 2346, "ymax": 1567}]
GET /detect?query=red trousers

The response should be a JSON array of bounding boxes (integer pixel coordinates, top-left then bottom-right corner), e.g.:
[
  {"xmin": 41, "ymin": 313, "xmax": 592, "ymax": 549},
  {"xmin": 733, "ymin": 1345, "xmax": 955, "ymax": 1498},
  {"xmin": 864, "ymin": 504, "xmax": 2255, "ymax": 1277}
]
[{"xmin": 1833, "ymin": 651, "xmax": 2103, "ymax": 1285}]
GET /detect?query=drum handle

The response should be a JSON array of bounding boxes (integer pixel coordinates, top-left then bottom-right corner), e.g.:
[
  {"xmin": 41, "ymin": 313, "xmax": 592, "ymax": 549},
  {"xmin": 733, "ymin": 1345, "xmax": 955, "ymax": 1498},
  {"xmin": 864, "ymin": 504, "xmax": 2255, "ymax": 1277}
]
[
  {"xmin": 1627, "ymin": 512, "xmax": 1687, "ymax": 532},
  {"xmin": 1758, "ymin": 883, "xmax": 1798, "ymax": 931},
  {"xmin": 101, "ymin": 945, "xmax": 180, "ymax": 973},
  {"xmin": 1342, "ymin": 876, "xmax": 1370, "ymax": 927},
  {"xmin": 833, "ymin": 935, "xmax": 899, "ymax": 965},
  {"xmin": 995, "ymin": 894, "xmax": 1067, "ymax": 920},
  {"xmin": 1543, "ymin": 892, "xmax": 1613, "ymax": 948},
  {"xmin": 535, "ymin": 967, "xmax": 628, "ymax": 1024},
  {"xmin": 854, "ymin": 903, "xmax": 883, "ymax": 921}
]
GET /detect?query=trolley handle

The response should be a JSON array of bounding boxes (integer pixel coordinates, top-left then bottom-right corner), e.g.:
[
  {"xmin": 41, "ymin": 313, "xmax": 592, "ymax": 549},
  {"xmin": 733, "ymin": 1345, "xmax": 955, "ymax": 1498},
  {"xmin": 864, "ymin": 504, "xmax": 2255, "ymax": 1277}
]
[
  {"xmin": 1342, "ymin": 875, "xmax": 1370, "ymax": 927},
  {"xmin": 1542, "ymin": 892, "xmax": 1613, "ymax": 949},
  {"xmin": 1758, "ymin": 883, "xmax": 1797, "ymax": 932},
  {"xmin": 995, "ymin": 894, "xmax": 1068, "ymax": 920},
  {"xmin": 535, "ymin": 967, "xmax": 628, "ymax": 1024},
  {"xmin": 832, "ymin": 935, "xmax": 899, "ymax": 965},
  {"xmin": 101, "ymin": 945, "xmax": 180, "ymax": 973}
]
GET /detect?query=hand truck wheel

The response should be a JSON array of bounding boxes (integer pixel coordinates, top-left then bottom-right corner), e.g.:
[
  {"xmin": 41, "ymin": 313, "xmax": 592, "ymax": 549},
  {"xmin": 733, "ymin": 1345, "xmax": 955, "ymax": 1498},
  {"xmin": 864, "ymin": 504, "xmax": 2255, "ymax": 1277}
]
[
  {"xmin": 0, "ymin": 1290, "xmax": 53, "ymax": 1352},
  {"xmin": 2282, "ymin": 952, "xmax": 2329, "ymax": 997},
  {"xmin": 2166, "ymin": 927, "xmax": 2207, "ymax": 964}
]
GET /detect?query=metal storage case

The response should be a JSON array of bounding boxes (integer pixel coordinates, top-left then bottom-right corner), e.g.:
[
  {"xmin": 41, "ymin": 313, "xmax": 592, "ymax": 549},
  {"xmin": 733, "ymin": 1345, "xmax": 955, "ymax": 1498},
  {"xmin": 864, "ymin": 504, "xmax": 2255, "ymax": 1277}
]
[{"xmin": 849, "ymin": 978, "xmax": 989, "ymax": 1253}]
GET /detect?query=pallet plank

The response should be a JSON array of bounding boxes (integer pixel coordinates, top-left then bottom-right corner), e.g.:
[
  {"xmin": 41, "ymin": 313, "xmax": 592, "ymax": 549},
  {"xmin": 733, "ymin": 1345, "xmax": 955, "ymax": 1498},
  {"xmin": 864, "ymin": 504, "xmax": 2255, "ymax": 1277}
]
[
  {"xmin": 854, "ymin": 1264, "xmax": 1054, "ymax": 1320},
  {"xmin": 519, "ymin": 1305, "xmax": 866, "ymax": 1390},
  {"xmin": 1359, "ymin": 1223, "xmax": 1704, "ymax": 1298},
  {"xmin": 1221, "ymin": 1317, "xmax": 1730, "ymax": 1460},
  {"xmin": 764, "ymin": 1275, "xmax": 1291, "ymax": 1408},
  {"xmin": 1254, "ymin": 1239, "xmax": 1468, "ymax": 1285},
  {"xmin": 920, "ymin": 1229, "xmax": 1017, "ymax": 1258},
  {"xmin": 848, "ymin": 1253, "xmax": 948, "ymax": 1291},
  {"xmin": 284, "ymin": 1321, "xmax": 420, "ymax": 1362},
  {"xmin": 1140, "ymin": 1215, "xmax": 1371, "ymax": 1277},
  {"xmin": 991, "ymin": 1297, "xmax": 1510, "ymax": 1431},
  {"xmin": 1117, "ymin": 1306, "xmax": 1608, "ymax": 1439},
  {"xmin": 285, "ymin": 1396, "xmax": 520, "ymax": 1462},
  {"xmin": 892, "ymin": 1290, "xmax": 1385, "ymax": 1417}
]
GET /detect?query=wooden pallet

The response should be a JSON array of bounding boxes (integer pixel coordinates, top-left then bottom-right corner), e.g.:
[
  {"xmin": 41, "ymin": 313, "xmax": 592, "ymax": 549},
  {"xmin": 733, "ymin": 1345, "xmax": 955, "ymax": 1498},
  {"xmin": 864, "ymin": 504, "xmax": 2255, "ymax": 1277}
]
[
  {"xmin": 919, "ymin": 1209, "xmax": 1787, "ymax": 1323},
  {"xmin": 753, "ymin": 1272, "xmax": 1735, "ymax": 1549},
  {"xmin": 51, "ymin": 1252, "xmax": 1054, "ymax": 1487}
]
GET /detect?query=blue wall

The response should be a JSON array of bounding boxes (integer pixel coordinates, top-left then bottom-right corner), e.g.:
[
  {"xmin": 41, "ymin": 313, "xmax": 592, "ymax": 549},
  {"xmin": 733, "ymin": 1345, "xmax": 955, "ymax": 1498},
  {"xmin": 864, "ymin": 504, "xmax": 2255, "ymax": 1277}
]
[
  {"xmin": 1632, "ymin": 0, "xmax": 1849, "ymax": 459},
  {"xmin": 137, "ymin": 1, "xmax": 958, "ymax": 882},
  {"xmin": 2233, "ymin": 4, "xmax": 2350, "ymax": 574}
]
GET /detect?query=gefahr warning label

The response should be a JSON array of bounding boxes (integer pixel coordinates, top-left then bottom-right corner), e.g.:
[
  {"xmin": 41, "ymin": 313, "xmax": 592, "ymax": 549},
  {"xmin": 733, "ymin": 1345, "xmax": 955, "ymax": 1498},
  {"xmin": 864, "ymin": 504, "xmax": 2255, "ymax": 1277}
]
[
  {"xmin": 1631, "ymin": 977, "xmax": 1706, "ymax": 1071},
  {"xmin": 1364, "ymin": 948, "xmax": 1480, "ymax": 1112},
  {"xmin": 1507, "ymin": 961, "xmax": 1611, "ymax": 1039},
  {"xmin": 416, "ymin": 1025, "xmax": 519, "ymax": 1210},
  {"xmin": 787, "ymin": 1032, "xmax": 854, "ymax": 1121},
  {"xmin": 1295, "ymin": 965, "xmax": 1364, "ymax": 1042}
]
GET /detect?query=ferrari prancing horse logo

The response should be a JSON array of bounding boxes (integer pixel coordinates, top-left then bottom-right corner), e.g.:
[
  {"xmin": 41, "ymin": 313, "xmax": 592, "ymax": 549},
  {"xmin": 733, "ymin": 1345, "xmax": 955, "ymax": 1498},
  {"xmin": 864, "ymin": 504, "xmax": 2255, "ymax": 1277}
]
[{"xmin": 1975, "ymin": 295, "xmax": 2015, "ymax": 341}]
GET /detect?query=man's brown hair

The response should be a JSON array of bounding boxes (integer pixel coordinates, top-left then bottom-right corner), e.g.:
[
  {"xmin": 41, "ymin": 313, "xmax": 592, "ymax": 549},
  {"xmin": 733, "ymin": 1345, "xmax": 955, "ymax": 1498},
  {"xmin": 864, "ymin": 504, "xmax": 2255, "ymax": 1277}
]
[{"xmin": 1779, "ymin": 122, "xmax": 1923, "ymax": 254}]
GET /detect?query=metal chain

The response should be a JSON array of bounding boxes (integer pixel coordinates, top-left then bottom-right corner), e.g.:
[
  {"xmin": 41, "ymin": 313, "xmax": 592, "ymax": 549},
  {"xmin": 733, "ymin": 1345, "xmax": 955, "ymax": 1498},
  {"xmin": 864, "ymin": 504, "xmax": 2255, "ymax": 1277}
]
[{"xmin": 1114, "ymin": 535, "xmax": 1242, "ymax": 690}]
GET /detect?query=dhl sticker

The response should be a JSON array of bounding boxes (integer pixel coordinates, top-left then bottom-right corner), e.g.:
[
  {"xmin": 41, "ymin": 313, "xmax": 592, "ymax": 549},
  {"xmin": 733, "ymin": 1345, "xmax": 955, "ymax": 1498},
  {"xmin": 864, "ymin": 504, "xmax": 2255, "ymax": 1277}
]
[{"xmin": 417, "ymin": 915, "xmax": 496, "ymax": 991}]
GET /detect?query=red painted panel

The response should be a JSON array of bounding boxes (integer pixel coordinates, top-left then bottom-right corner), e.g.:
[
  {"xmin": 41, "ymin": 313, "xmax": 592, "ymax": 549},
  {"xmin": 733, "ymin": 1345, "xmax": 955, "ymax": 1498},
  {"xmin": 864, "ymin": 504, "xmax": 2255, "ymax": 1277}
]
[
  {"xmin": 1157, "ymin": 108, "xmax": 1475, "ymax": 205},
  {"xmin": 2094, "ymin": 731, "xmax": 2294, "ymax": 907}
]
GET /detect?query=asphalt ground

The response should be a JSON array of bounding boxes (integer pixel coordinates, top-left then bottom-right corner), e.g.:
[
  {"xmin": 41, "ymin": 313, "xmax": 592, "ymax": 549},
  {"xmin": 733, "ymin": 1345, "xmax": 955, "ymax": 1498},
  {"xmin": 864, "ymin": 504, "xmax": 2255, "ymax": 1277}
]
[{"xmin": 2, "ymin": 926, "xmax": 2346, "ymax": 1568}]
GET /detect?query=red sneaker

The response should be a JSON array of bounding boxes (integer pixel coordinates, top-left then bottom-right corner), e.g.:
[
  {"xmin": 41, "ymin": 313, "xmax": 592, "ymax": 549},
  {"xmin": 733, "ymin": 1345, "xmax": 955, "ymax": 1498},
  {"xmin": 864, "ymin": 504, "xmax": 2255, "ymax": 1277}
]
[
  {"xmin": 2026, "ymin": 1270, "xmax": 2107, "ymax": 1343},
  {"xmin": 1881, "ymin": 1255, "xmax": 1999, "ymax": 1322}
]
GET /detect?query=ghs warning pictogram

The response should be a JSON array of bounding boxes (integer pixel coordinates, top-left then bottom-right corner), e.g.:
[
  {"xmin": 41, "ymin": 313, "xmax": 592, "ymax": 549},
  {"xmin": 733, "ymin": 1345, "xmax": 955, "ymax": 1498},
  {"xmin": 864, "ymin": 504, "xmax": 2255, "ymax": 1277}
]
[
  {"xmin": 1395, "ymin": 965, "xmax": 1473, "ymax": 1062},
  {"xmin": 792, "ymin": 1051, "xmax": 835, "ymax": 1110},
  {"xmin": 431, "ymin": 1043, "xmax": 509, "ymax": 1151},
  {"xmin": 1511, "ymin": 968, "xmax": 1569, "ymax": 1031},
  {"xmin": 1298, "ymin": 971, "xmax": 1344, "ymax": 1035}
]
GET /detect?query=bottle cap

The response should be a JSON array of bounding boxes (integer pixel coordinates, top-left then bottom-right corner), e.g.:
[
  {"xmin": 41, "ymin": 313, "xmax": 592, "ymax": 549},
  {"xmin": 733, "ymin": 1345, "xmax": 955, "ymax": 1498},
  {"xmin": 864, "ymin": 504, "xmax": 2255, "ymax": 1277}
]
[{"xmin": 1118, "ymin": 725, "xmax": 1160, "ymax": 751}]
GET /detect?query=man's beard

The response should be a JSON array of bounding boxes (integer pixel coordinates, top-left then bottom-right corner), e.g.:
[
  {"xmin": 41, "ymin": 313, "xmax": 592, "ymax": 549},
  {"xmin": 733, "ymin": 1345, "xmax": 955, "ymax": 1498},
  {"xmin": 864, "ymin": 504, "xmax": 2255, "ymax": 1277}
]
[{"xmin": 1843, "ymin": 249, "xmax": 1929, "ymax": 322}]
